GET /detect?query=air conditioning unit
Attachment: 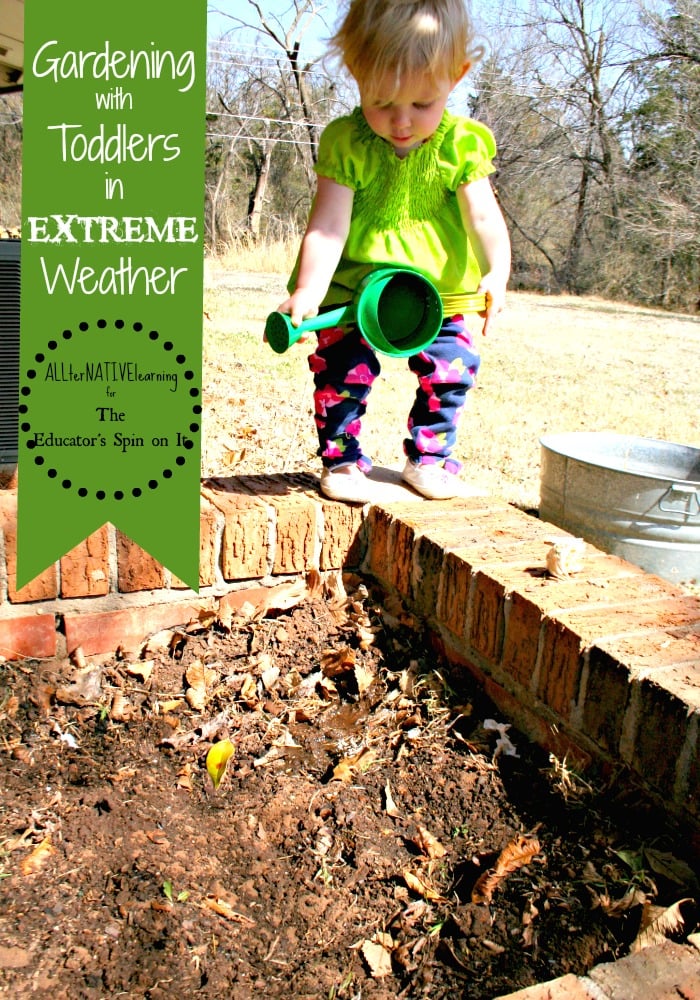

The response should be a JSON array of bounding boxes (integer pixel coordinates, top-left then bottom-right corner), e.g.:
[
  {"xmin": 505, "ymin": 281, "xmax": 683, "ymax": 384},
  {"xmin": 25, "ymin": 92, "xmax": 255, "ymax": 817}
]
[{"xmin": 0, "ymin": 238, "xmax": 20, "ymax": 466}]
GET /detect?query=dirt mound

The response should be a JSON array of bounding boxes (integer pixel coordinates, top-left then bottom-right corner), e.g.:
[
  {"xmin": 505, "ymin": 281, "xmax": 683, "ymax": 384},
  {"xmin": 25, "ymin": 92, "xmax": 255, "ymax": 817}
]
[{"xmin": 1, "ymin": 577, "xmax": 697, "ymax": 998}]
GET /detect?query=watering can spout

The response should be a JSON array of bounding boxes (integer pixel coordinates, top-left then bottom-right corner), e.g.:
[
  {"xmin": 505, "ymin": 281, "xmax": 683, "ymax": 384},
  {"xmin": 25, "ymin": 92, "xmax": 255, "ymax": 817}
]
[{"xmin": 265, "ymin": 267, "xmax": 443, "ymax": 358}]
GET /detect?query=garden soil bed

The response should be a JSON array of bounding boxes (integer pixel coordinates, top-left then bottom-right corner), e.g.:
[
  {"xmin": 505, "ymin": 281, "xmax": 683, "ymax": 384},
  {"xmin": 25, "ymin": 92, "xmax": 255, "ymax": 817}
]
[{"xmin": 1, "ymin": 576, "xmax": 698, "ymax": 999}]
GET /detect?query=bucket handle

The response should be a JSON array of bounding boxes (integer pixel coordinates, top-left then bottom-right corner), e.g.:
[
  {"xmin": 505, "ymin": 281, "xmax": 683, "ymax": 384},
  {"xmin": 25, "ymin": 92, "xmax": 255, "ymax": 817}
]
[{"xmin": 658, "ymin": 482, "xmax": 700, "ymax": 516}]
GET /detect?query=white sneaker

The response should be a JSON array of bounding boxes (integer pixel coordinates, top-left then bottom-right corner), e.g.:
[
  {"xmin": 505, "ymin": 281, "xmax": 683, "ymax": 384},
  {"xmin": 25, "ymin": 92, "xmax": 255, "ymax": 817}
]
[
  {"xmin": 401, "ymin": 459, "xmax": 460, "ymax": 500},
  {"xmin": 320, "ymin": 464, "xmax": 374, "ymax": 503}
]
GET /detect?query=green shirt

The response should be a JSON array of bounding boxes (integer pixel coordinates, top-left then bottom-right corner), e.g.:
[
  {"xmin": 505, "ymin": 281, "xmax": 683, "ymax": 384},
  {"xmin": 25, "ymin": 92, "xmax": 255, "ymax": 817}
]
[{"xmin": 312, "ymin": 107, "xmax": 497, "ymax": 306}]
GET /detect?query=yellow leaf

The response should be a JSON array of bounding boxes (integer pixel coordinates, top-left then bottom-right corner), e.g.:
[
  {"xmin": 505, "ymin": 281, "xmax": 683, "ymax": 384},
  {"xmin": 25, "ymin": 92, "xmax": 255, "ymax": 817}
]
[
  {"xmin": 21, "ymin": 836, "xmax": 56, "ymax": 875},
  {"xmin": 206, "ymin": 739, "xmax": 235, "ymax": 789}
]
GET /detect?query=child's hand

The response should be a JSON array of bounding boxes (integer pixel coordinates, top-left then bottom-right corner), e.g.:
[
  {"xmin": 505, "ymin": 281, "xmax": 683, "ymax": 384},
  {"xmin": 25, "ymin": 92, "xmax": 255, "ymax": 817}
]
[
  {"xmin": 263, "ymin": 290, "xmax": 320, "ymax": 346},
  {"xmin": 476, "ymin": 274, "xmax": 507, "ymax": 337},
  {"xmin": 277, "ymin": 289, "xmax": 321, "ymax": 329}
]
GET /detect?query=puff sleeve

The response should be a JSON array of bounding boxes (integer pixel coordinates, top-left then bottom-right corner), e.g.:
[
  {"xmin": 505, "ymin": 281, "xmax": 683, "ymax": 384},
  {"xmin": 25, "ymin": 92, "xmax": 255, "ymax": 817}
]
[
  {"xmin": 440, "ymin": 118, "xmax": 497, "ymax": 190},
  {"xmin": 314, "ymin": 115, "xmax": 366, "ymax": 190}
]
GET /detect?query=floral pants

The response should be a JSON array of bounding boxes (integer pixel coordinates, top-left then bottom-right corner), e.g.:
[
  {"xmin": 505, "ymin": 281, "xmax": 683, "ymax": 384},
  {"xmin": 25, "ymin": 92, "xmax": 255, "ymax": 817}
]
[{"xmin": 308, "ymin": 315, "xmax": 480, "ymax": 473}]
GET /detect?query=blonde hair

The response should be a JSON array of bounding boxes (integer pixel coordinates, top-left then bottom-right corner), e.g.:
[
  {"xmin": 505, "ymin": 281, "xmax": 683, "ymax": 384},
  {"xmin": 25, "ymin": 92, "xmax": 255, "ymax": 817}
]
[{"xmin": 329, "ymin": 0, "xmax": 481, "ymax": 97}]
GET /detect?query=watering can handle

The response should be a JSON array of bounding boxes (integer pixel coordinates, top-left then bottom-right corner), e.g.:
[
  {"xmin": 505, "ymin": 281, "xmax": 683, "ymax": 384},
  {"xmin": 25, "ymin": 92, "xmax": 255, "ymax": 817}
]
[
  {"xmin": 264, "ymin": 304, "xmax": 355, "ymax": 354},
  {"xmin": 278, "ymin": 304, "xmax": 352, "ymax": 335}
]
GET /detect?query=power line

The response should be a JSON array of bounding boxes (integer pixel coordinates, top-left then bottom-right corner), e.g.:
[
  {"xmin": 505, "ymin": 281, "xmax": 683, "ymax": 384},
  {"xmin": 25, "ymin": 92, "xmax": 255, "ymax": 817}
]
[
  {"xmin": 206, "ymin": 131, "xmax": 316, "ymax": 145},
  {"xmin": 208, "ymin": 110, "xmax": 326, "ymax": 128}
]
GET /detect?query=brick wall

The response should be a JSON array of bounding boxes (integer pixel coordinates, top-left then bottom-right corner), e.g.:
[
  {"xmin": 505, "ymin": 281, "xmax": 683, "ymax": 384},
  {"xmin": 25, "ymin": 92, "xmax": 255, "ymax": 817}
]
[{"xmin": 1, "ymin": 475, "xmax": 699, "ymax": 833}]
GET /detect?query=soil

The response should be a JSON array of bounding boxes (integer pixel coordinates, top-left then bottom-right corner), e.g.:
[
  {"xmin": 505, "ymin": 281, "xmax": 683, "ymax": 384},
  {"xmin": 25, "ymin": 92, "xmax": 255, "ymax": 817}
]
[{"xmin": 1, "ymin": 577, "xmax": 698, "ymax": 1000}]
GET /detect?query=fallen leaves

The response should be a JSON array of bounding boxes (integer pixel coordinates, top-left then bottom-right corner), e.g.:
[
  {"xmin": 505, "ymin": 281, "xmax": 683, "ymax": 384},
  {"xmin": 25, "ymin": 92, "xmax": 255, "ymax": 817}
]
[
  {"xmin": 403, "ymin": 869, "xmax": 450, "ymax": 904},
  {"xmin": 8, "ymin": 580, "xmax": 695, "ymax": 997},
  {"xmin": 472, "ymin": 835, "xmax": 542, "ymax": 905},
  {"xmin": 331, "ymin": 746, "xmax": 377, "ymax": 782},
  {"xmin": 409, "ymin": 825, "xmax": 447, "ymax": 860},
  {"xmin": 202, "ymin": 895, "xmax": 256, "ymax": 925},
  {"xmin": 383, "ymin": 780, "xmax": 400, "ymax": 818},
  {"xmin": 185, "ymin": 661, "xmax": 219, "ymax": 712},
  {"xmin": 632, "ymin": 898, "xmax": 695, "ymax": 952},
  {"xmin": 361, "ymin": 933, "xmax": 394, "ymax": 978},
  {"xmin": 20, "ymin": 837, "xmax": 55, "ymax": 876}
]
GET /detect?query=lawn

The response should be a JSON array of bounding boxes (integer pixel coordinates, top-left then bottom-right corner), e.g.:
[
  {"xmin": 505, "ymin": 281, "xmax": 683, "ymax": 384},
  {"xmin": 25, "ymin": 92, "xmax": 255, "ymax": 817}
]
[{"xmin": 202, "ymin": 260, "xmax": 700, "ymax": 512}]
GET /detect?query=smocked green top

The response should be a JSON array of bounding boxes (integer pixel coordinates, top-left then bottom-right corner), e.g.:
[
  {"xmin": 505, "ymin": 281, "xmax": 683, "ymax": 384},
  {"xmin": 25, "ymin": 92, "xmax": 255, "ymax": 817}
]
[{"xmin": 309, "ymin": 107, "xmax": 497, "ymax": 307}]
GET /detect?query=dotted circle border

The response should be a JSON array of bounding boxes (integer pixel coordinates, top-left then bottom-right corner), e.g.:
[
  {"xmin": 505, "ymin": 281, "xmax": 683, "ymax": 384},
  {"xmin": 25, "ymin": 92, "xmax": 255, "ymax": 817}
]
[{"xmin": 20, "ymin": 318, "xmax": 202, "ymax": 501}]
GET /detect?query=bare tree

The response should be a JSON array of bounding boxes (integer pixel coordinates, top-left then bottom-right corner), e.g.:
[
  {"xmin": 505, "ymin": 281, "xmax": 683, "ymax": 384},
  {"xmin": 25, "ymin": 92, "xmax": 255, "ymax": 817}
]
[
  {"xmin": 0, "ymin": 92, "xmax": 22, "ymax": 228},
  {"xmin": 209, "ymin": 0, "xmax": 334, "ymax": 186},
  {"xmin": 471, "ymin": 0, "xmax": 649, "ymax": 294}
]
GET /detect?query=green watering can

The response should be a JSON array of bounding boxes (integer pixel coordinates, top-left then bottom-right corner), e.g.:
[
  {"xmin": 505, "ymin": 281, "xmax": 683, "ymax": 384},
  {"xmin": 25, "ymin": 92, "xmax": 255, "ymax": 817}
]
[{"xmin": 265, "ymin": 267, "xmax": 444, "ymax": 358}]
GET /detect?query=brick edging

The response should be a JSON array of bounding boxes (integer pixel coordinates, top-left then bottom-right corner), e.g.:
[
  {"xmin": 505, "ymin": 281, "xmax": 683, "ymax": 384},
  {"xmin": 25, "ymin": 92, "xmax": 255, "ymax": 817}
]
[{"xmin": 1, "ymin": 476, "xmax": 699, "ymax": 835}]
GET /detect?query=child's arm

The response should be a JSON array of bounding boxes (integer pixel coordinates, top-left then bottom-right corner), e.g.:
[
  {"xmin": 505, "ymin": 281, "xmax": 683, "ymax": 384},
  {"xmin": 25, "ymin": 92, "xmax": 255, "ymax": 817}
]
[
  {"xmin": 457, "ymin": 177, "xmax": 511, "ymax": 336},
  {"xmin": 277, "ymin": 176, "xmax": 355, "ymax": 328}
]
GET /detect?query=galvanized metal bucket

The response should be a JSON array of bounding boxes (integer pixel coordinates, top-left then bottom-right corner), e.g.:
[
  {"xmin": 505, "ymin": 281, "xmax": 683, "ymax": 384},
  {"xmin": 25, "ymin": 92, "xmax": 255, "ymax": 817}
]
[{"xmin": 539, "ymin": 432, "xmax": 700, "ymax": 585}]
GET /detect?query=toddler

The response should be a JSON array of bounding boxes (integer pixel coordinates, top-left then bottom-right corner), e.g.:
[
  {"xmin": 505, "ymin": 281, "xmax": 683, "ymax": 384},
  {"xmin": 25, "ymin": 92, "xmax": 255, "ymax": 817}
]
[{"xmin": 276, "ymin": 0, "xmax": 511, "ymax": 502}]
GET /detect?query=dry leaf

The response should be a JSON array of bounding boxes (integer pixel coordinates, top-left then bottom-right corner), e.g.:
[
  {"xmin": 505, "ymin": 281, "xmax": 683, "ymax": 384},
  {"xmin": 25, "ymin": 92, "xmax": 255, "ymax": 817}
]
[
  {"xmin": 126, "ymin": 661, "xmax": 154, "ymax": 683},
  {"xmin": 109, "ymin": 690, "xmax": 133, "ymax": 722},
  {"xmin": 521, "ymin": 898, "xmax": 540, "ymax": 947},
  {"xmin": 317, "ymin": 674, "xmax": 339, "ymax": 700},
  {"xmin": 202, "ymin": 896, "xmax": 256, "ymax": 924},
  {"xmin": 384, "ymin": 781, "xmax": 400, "ymax": 818},
  {"xmin": 361, "ymin": 935, "xmax": 394, "ymax": 978},
  {"xmin": 483, "ymin": 719, "xmax": 519, "ymax": 759},
  {"xmin": 632, "ymin": 898, "xmax": 694, "ymax": 952},
  {"xmin": 321, "ymin": 646, "xmax": 356, "ymax": 678},
  {"xmin": 411, "ymin": 825, "xmax": 447, "ymax": 860},
  {"xmin": 354, "ymin": 662, "xmax": 375, "ymax": 696},
  {"xmin": 158, "ymin": 699, "xmax": 183, "ymax": 714},
  {"xmin": 260, "ymin": 663, "xmax": 281, "ymax": 692},
  {"xmin": 21, "ymin": 836, "xmax": 56, "ymax": 875},
  {"xmin": 594, "ymin": 887, "xmax": 647, "ymax": 916},
  {"xmin": 141, "ymin": 628, "xmax": 179, "ymax": 655},
  {"xmin": 403, "ymin": 869, "xmax": 449, "ymax": 904},
  {"xmin": 187, "ymin": 608, "xmax": 218, "ymax": 631},
  {"xmin": 271, "ymin": 729, "xmax": 300, "ymax": 749},
  {"xmin": 254, "ymin": 580, "xmax": 309, "ymax": 617},
  {"xmin": 240, "ymin": 673, "xmax": 258, "ymax": 703},
  {"xmin": 175, "ymin": 763, "xmax": 193, "ymax": 791},
  {"xmin": 472, "ymin": 835, "xmax": 541, "ymax": 905},
  {"xmin": 168, "ymin": 630, "xmax": 188, "ymax": 658},
  {"xmin": 185, "ymin": 660, "xmax": 218, "ymax": 711},
  {"xmin": 56, "ymin": 663, "xmax": 104, "ymax": 706},
  {"xmin": 332, "ymin": 746, "xmax": 376, "ymax": 782}
]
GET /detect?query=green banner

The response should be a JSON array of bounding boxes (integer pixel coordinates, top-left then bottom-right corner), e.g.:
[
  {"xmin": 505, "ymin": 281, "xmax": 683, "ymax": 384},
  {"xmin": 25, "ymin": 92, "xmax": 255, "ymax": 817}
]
[{"xmin": 18, "ymin": 0, "xmax": 206, "ymax": 590}]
